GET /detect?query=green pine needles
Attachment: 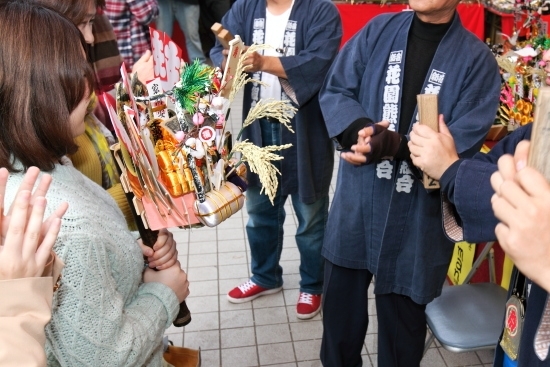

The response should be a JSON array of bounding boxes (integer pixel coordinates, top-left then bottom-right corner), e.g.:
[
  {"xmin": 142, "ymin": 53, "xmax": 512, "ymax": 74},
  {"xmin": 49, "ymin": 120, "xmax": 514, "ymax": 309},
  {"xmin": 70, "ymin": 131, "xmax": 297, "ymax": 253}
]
[{"xmin": 173, "ymin": 60, "xmax": 214, "ymax": 115}]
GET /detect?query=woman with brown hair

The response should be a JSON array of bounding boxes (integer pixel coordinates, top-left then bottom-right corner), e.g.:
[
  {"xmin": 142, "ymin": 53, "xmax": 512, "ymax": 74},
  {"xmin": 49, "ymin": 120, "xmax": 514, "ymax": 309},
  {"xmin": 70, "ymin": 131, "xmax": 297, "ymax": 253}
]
[
  {"xmin": 34, "ymin": 0, "xmax": 180, "ymax": 274},
  {"xmin": 0, "ymin": 1, "xmax": 189, "ymax": 366},
  {"xmin": 34, "ymin": 0, "xmax": 133, "ymax": 230}
]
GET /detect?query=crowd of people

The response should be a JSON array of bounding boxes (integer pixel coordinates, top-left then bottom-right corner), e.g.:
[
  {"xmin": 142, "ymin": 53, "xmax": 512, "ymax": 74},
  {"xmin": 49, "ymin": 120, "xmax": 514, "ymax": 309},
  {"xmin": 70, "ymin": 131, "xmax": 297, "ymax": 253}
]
[{"xmin": 1, "ymin": 0, "xmax": 550, "ymax": 366}]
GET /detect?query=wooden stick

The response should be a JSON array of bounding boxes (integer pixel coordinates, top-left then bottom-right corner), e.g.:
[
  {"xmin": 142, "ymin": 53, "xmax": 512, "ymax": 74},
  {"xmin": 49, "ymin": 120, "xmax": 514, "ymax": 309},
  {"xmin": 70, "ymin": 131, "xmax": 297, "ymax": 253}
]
[
  {"xmin": 220, "ymin": 35, "xmax": 243, "ymax": 99},
  {"xmin": 528, "ymin": 86, "xmax": 550, "ymax": 181},
  {"xmin": 211, "ymin": 22, "xmax": 223, "ymax": 34},
  {"xmin": 417, "ymin": 94, "xmax": 441, "ymax": 189},
  {"xmin": 211, "ymin": 22, "xmax": 233, "ymax": 49}
]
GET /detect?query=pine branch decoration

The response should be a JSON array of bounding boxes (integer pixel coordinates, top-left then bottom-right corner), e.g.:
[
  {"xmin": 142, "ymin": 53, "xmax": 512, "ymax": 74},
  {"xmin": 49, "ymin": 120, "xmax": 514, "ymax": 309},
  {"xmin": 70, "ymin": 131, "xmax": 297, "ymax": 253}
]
[
  {"xmin": 173, "ymin": 60, "xmax": 214, "ymax": 114},
  {"xmin": 232, "ymin": 140, "xmax": 292, "ymax": 204},
  {"xmin": 228, "ymin": 44, "xmax": 270, "ymax": 102}
]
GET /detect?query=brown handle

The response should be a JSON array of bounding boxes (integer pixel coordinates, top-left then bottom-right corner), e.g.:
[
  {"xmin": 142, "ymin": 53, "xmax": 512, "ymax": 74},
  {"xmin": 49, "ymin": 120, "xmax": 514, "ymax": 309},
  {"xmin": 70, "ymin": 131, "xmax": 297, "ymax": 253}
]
[
  {"xmin": 138, "ymin": 212, "xmax": 192, "ymax": 328},
  {"xmin": 111, "ymin": 145, "xmax": 192, "ymax": 328}
]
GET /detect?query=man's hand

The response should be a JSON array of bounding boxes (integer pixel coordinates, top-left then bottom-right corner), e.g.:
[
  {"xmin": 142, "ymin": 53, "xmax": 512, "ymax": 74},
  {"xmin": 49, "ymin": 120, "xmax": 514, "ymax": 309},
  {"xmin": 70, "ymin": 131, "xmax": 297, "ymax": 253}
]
[
  {"xmin": 491, "ymin": 141, "xmax": 550, "ymax": 292},
  {"xmin": 242, "ymin": 50, "xmax": 265, "ymax": 73},
  {"xmin": 340, "ymin": 124, "xmax": 373, "ymax": 165},
  {"xmin": 341, "ymin": 121, "xmax": 400, "ymax": 165},
  {"xmin": 408, "ymin": 115, "xmax": 458, "ymax": 180}
]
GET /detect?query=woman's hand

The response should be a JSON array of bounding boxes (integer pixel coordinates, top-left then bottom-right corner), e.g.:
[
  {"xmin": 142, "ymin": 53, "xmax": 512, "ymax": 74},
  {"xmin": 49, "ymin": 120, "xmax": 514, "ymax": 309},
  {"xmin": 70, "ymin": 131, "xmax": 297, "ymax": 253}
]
[
  {"xmin": 0, "ymin": 167, "xmax": 67, "ymax": 280},
  {"xmin": 143, "ymin": 262, "xmax": 190, "ymax": 303},
  {"xmin": 139, "ymin": 228, "xmax": 178, "ymax": 270}
]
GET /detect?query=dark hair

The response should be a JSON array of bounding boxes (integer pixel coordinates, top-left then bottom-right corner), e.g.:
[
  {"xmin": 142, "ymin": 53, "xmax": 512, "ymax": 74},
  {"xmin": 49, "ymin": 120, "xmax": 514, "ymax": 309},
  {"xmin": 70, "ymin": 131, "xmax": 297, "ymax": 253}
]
[
  {"xmin": 0, "ymin": 0, "xmax": 94, "ymax": 171},
  {"xmin": 35, "ymin": 0, "xmax": 99, "ymax": 25}
]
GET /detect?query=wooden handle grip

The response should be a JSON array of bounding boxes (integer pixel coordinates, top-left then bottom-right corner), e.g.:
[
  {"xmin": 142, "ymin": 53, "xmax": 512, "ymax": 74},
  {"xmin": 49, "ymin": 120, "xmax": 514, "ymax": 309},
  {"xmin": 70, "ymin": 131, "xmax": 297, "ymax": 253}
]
[
  {"xmin": 211, "ymin": 22, "xmax": 234, "ymax": 49},
  {"xmin": 417, "ymin": 94, "xmax": 440, "ymax": 189},
  {"xmin": 529, "ymin": 86, "xmax": 550, "ymax": 181},
  {"xmin": 111, "ymin": 147, "xmax": 191, "ymax": 328}
]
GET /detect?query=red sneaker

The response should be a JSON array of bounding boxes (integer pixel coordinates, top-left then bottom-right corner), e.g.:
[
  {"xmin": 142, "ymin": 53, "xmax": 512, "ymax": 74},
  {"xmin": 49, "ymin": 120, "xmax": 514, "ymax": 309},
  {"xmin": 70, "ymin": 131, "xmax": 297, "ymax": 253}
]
[
  {"xmin": 296, "ymin": 292, "xmax": 322, "ymax": 320},
  {"xmin": 227, "ymin": 280, "xmax": 283, "ymax": 304}
]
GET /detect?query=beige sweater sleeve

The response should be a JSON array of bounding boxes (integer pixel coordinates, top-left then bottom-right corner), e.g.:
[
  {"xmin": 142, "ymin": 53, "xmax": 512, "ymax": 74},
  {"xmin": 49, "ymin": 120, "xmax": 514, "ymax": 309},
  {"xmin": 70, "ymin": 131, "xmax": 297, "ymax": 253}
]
[{"xmin": 0, "ymin": 277, "xmax": 53, "ymax": 367}]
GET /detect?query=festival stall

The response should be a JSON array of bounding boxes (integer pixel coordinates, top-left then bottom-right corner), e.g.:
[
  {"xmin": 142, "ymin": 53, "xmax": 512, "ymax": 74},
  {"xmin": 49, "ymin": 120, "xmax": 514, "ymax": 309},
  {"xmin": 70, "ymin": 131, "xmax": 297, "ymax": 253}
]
[{"xmin": 335, "ymin": 1, "xmax": 485, "ymax": 45}]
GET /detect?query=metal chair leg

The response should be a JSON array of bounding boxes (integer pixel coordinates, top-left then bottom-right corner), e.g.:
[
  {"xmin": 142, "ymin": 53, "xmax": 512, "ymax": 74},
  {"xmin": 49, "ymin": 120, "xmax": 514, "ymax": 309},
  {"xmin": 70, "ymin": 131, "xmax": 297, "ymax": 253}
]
[{"xmin": 423, "ymin": 328, "xmax": 435, "ymax": 356}]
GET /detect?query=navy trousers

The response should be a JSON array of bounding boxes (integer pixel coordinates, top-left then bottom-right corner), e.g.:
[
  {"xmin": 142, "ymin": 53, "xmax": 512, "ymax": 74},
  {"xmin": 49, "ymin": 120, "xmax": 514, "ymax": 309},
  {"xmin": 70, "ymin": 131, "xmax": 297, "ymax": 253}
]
[{"xmin": 321, "ymin": 260, "xmax": 427, "ymax": 367}]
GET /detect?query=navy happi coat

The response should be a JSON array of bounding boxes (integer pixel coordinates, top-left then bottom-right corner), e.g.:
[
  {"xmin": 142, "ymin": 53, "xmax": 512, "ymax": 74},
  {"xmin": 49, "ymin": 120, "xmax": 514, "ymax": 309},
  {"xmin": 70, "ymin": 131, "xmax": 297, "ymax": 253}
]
[
  {"xmin": 210, "ymin": 0, "xmax": 342, "ymax": 204},
  {"xmin": 442, "ymin": 123, "xmax": 532, "ymax": 243},
  {"xmin": 441, "ymin": 123, "xmax": 550, "ymax": 366},
  {"xmin": 319, "ymin": 11, "xmax": 501, "ymax": 304}
]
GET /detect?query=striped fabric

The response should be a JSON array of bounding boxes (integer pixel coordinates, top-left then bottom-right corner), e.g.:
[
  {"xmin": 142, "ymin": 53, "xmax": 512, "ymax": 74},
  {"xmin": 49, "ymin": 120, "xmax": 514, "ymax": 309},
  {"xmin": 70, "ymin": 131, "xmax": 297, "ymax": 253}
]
[
  {"xmin": 104, "ymin": 0, "xmax": 158, "ymax": 71},
  {"xmin": 89, "ymin": 10, "xmax": 123, "ymax": 92}
]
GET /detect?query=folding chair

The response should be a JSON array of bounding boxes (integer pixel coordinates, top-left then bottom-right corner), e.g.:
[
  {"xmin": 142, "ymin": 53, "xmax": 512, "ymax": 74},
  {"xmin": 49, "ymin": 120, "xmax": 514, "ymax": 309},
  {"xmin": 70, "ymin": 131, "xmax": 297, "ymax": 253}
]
[{"xmin": 423, "ymin": 241, "xmax": 508, "ymax": 354}]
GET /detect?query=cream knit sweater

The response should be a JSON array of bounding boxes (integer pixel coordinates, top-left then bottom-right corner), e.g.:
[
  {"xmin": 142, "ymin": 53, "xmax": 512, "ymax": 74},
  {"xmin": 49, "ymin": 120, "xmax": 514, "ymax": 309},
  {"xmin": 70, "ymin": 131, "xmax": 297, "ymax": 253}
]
[{"xmin": 6, "ymin": 162, "xmax": 179, "ymax": 367}]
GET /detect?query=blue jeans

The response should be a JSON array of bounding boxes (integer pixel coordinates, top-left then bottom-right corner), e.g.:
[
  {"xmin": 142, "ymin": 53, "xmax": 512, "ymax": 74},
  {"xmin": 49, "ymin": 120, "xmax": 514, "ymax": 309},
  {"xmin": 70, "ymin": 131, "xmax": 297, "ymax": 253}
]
[
  {"xmin": 156, "ymin": 0, "xmax": 206, "ymax": 64},
  {"xmin": 246, "ymin": 119, "xmax": 328, "ymax": 294}
]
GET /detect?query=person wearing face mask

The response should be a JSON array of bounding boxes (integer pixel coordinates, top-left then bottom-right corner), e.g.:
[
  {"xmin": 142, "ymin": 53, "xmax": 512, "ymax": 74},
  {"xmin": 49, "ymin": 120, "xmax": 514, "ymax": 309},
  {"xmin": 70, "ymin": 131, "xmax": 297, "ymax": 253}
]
[{"xmin": 541, "ymin": 49, "xmax": 550, "ymax": 86}]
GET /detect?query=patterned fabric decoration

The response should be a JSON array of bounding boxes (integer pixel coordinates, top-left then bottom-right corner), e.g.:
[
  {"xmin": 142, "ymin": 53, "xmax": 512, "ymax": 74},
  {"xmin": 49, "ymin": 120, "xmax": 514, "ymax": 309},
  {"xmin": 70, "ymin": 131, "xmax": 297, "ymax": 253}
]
[
  {"xmin": 441, "ymin": 194, "xmax": 465, "ymax": 242},
  {"xmin": 535, "ymin": 295, "xmax": 550, "ymax": 360}
]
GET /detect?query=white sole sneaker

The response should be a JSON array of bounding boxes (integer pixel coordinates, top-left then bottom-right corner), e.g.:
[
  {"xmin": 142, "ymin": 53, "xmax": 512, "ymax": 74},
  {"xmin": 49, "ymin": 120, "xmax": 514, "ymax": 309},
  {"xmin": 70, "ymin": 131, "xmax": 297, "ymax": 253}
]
[
  {"xmin": 227, "ymin": 286, "xmax": 283, "ymax": 304},
  {"xmin": 296, "ymin": 306, "xmax": 321, "ymax": 320}
]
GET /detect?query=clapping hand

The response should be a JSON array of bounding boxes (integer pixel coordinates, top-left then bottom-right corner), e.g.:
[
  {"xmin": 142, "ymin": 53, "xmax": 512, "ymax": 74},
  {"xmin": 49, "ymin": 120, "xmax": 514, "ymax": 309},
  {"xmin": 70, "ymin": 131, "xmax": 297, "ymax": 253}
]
[{"xmin": 0, "ymin": 167, "xmax": 67, "ymax": 280}]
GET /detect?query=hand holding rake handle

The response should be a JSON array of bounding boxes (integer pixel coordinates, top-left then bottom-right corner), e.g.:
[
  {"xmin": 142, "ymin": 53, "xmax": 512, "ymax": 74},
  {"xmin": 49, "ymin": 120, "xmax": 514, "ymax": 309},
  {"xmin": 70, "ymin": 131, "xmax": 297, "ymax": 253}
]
[{"xmin": 139, "ymin": 226, "xmax": 191, "ymax": 328}]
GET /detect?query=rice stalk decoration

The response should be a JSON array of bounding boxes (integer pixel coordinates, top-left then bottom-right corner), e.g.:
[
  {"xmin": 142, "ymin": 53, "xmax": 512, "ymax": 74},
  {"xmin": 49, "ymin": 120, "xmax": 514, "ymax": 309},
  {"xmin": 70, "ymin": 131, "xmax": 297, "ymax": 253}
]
[
  {"xmin": 228, "ymin": 44, "xmax": 271, "ymax": 102},
  {"xmin": 231, "ymin": 140, "xmax": 292, "ymax": 203},
  {"xmin": 496, "ymin": 55, "xmax": 517, "ymax": 76},
  {"xmin": 242, "ymin": 99, "xmax": 297, "ymax": 136},
  {"xmin": 497, "ymin": 55, "xmax": 545, "ymax": 81}
]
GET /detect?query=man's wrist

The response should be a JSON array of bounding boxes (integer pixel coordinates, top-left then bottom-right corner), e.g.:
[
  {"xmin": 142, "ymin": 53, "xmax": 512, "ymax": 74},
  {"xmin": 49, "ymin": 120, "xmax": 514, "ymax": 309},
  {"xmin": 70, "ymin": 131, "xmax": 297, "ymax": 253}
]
[
  {"xmin": 336, "ymin": 118, "xmax": 374, "ymax": 150},
  {"xmin": 393, "ymin": 134, "xmax": 409, "ymax": 160}
]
